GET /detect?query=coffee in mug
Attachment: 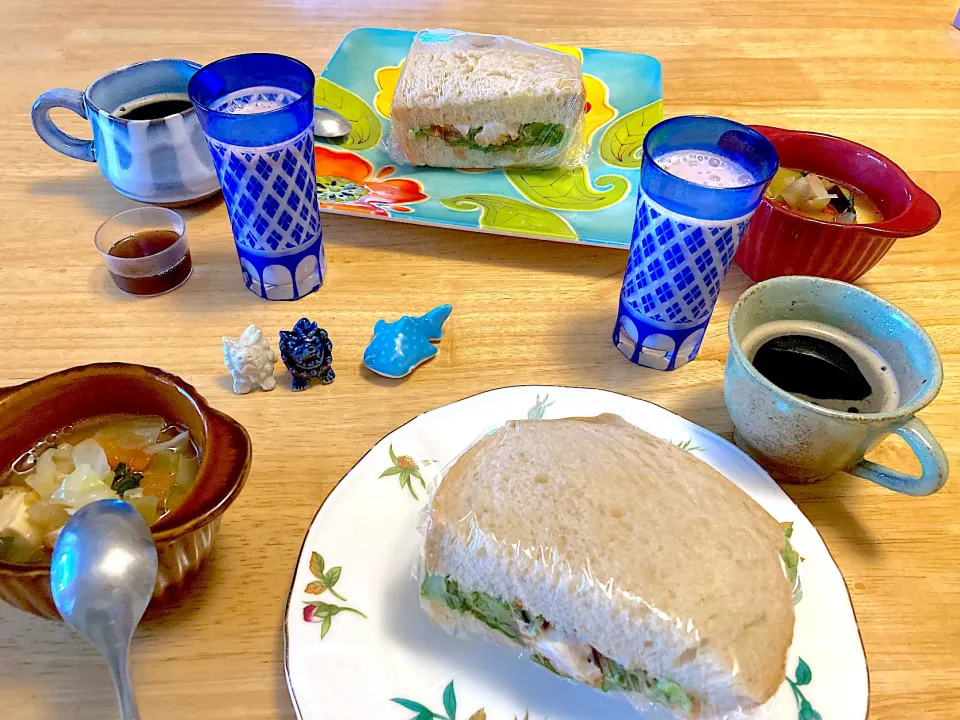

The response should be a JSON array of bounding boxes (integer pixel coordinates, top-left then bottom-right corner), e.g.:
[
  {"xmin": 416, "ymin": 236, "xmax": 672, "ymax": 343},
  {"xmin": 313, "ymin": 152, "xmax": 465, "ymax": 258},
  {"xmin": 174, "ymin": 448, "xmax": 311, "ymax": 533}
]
[
  {"xmin": 113, "ymin": 94, "xmax": 193, "ymax": 121},
  {"xmin": 740, "ymin": 319, "xmax": 900, "ymax": 414},
  {"xmin": 31, "ymin": 59, "xmax": 219, "ymax": 206},
  {"xmin": 724, "ymin": 276, "xmax": 948, "ymax": 495}
]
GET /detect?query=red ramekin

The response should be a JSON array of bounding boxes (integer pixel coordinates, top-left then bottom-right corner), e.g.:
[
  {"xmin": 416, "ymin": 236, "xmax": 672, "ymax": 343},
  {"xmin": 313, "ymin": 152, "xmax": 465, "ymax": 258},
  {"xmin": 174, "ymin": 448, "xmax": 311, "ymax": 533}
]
[{"xmin": 735, "ymin": 126, "xmax": 941, "ymax": 283}]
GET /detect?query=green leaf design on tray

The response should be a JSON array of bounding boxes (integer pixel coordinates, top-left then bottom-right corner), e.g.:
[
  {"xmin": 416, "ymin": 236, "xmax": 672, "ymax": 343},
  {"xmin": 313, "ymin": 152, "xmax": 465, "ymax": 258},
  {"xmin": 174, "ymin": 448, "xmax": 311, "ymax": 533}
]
[
  {"xmin": 442, "ymin": 194, "xmax": 577, "ymax": 240},
  {"xmin": 781, "ymin": 521, "xmax": 804, "ymax": 605},
  {"xmin": 787, "ymin": 658, "xmax": 822, "ymax": 720},
  {"xmin": 528, "ymin": 394, "xmax": 554, "ymax": 420},
  {"xmin": 314, "ymin": 78, "xmax": 381, "ymax": 150},
  {"xmin": 599, "ymin": 99, "xmax": 664, "ymax": 168},
  {"xmin": 302, "ymin": 551, "xmax": 365, "ymax": 638},
  {"xmin": 380, "ymin": 444, "xmax": 427, "ymax": 500},
  {"xmin": 504, "ymin": 165, "xmax": 629, "ymax": 211},
  {"xmin": 675, "ymin": 438, "xmax": 701, "ymax": 452}
]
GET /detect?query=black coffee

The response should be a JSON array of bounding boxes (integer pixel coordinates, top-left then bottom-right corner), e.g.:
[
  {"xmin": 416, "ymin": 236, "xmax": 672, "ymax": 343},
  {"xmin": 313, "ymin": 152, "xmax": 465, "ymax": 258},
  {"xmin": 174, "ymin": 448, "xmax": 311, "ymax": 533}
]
[
  {"xmin": 740, "ymin": 320, "xmax": 900, "ymax": 414},
  {"xmin": 114, "ymin": 94, "xmax": 192, "ymax": 121}
]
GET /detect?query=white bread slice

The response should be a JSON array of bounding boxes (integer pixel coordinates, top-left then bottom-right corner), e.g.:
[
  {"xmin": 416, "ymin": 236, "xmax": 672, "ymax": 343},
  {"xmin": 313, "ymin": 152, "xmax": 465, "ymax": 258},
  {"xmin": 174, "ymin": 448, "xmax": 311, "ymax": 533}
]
[
  {"xmin": 422, "ymin": 415, "xmax": 794, "ymax": 715},
  {"xmin": 391, "ymin": 30, "xmax": 585, "ymax": 167}
]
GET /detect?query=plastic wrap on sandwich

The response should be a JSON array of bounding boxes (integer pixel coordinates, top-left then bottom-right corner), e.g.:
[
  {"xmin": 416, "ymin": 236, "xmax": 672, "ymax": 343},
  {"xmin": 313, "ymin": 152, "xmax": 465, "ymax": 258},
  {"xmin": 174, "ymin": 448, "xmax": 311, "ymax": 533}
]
[
  {"xmin": 387, "ymin": 29, "xmax": 588, "ymax": 170},
  {"xmin": 416, "ymin": 415, "xmax": 797, "ymax": 719}
]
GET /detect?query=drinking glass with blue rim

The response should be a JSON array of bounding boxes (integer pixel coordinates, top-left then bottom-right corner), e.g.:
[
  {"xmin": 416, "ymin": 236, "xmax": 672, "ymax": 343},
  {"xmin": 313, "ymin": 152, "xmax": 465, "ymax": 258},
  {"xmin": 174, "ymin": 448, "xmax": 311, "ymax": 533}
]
[
  {"xmin": 614, "ymin": 116, "xmax": 778, "ymax": 370},
  {"xmin": 189, "ymin": 53, "xmax": 326, "ymax": 301}
]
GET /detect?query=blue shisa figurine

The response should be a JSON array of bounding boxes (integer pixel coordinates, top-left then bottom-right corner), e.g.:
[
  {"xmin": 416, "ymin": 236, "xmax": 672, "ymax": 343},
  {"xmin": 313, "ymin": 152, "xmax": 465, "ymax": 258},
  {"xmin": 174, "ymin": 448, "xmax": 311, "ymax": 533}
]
[
  {"xmin": 363, "ymin": 304, "xmax": 453, "ymax": 378},
  {"xmin": 279, "ymin": 318, "xmax": 335, "ymax": 391}
]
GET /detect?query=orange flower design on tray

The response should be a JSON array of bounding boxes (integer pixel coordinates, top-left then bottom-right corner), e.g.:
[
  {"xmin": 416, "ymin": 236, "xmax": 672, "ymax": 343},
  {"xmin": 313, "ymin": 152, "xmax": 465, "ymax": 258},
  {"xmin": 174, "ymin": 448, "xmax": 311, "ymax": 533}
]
[{"xmin": 315, "ymin": 146, "xmax": 428, "ymax": 217}]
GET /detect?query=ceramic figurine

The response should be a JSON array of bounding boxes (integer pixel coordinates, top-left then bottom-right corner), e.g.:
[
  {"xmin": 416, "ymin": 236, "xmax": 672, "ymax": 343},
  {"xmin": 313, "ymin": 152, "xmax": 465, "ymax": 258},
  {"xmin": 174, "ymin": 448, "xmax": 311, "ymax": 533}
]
[
  {"xmin": 222, "ymin": 325, "xmax": 277, "ymax": 394},
  {"xmin": 363, "ymin": 304, "xmax": 453, "ymax": 378},
  {"xmin": 279, "ymin": 318, "xmax": 335, "ymax": 391}
]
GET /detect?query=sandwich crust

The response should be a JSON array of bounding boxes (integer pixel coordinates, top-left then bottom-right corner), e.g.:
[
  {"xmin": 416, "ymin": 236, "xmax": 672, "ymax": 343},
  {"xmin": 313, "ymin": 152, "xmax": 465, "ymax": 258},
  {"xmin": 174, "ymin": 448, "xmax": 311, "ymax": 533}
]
[{"xmin": 423, "ymin": 415, "xmax": 794, "ymax": 713}]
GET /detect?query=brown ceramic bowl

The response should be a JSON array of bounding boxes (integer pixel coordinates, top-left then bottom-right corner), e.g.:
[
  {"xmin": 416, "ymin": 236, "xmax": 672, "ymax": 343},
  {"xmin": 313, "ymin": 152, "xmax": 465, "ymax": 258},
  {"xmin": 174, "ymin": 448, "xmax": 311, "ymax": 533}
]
[{"xmin": 0, "ymin": 363, "xmax": 251, "ymax": 619}]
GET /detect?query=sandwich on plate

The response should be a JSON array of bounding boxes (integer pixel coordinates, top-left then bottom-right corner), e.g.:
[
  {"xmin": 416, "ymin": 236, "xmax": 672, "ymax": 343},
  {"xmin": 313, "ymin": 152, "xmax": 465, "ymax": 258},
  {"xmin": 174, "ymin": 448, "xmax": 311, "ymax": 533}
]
[
  {"xmin": 419, "ymin": 415, "xmax": 796, "ymax": 718},
  {"xmin": 390, "ymin": 29, "xmax": 586, "ymax": 169}
]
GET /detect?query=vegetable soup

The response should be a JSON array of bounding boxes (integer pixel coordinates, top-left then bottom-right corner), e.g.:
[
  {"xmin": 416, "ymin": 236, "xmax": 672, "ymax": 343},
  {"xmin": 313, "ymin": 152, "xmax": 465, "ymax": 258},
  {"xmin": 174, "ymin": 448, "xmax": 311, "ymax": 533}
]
[
  {"xmin": 766, "ymin": 167, "xmax": 883, "ymax": 224},
  {"xmin": 0, "ymin": 415, "xmax": 200, "ymax": 564}
]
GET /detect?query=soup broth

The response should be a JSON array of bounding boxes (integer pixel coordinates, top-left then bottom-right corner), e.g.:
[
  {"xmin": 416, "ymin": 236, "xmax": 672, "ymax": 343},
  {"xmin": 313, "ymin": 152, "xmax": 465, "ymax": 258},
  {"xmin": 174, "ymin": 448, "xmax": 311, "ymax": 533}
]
[
  {"xmin": 766, "ymin": 167, "xmax": 883, "ymax": 224},
  {"xmin": 0, "ymin": 415, "xmax": 200, "ymax": 564}
]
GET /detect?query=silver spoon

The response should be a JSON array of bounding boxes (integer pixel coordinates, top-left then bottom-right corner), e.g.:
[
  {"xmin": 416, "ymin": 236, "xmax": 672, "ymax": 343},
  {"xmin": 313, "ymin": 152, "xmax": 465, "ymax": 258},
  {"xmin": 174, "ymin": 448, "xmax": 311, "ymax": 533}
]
[
  {"xmin": 314, "ymin": 106, "xmax": 352, "ymax": 139},
  {"xmin": 51, "ymin": 499, "xmax": 158, "ymax": 720}
]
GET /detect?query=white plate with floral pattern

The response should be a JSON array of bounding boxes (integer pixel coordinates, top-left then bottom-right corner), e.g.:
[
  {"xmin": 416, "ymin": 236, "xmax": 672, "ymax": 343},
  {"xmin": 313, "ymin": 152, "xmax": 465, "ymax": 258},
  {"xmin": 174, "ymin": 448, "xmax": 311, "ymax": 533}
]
[{"xmin": 284, "ymin": 386, "xmax": 868, "ymax": 720}]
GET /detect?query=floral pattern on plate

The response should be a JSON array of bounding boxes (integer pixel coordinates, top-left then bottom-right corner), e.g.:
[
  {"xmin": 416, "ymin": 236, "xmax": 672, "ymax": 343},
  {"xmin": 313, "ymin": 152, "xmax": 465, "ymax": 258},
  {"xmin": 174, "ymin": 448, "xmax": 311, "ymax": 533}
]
[
  {"xmin": 301, "ymin": 551, "xmax": 366, "ymax": 639},
  {"xmin": 393, "ymin": 679, "xmax": 531, "ymax": 720},
  {"xmin": 787, "ymin": 659, "xmax": 822, "ymax": 720},
  {"xmin": 379, "ymin": 444, "xmax": 430, "ymax": 500},
  {"xmin": 286, "ymin": 386, "xmax": 865, "ymax": 720}
]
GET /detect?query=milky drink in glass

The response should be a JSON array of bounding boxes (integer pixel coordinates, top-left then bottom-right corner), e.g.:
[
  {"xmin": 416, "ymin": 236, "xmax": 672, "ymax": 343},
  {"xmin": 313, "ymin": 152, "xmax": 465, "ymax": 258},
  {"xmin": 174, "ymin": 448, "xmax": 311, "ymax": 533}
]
[
  {"xmin": 614, "ymin": 116, "xmax": 778, "ymax": 371},
  {"xmin": 189, "ymin": 55, "xmax": 326, "ymax": 301},
  {"xmin": 654, "ymin": 150, "xmax": 755, "ymax": 189}
]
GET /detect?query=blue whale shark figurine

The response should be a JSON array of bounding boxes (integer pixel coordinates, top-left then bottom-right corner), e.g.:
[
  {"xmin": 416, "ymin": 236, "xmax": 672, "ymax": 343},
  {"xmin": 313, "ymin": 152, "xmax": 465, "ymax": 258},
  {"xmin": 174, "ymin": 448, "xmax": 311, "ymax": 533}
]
[{"xmin": 363, "ymin": 304, "xmax": 453, "ymax": 378}]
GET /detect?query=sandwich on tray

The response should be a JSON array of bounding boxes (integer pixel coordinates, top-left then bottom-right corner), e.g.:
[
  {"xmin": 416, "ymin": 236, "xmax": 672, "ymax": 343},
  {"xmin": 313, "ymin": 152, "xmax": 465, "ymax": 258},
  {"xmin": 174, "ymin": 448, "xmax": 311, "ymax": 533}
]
[
  {"xmin": 390, "ymin": 29, "xmax": 586, "ymax": 169},
  {"xmin": 419, "ymin": 415, "xmax": 797, "ymax": 718}
]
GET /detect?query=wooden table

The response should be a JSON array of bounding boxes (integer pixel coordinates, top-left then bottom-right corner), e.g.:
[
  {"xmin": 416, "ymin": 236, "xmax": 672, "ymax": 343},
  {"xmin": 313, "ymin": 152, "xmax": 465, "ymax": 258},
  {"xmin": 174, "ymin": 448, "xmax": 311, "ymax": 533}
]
[{"xmin": 1, "ymin": 0, "xmax": 957, "ymax": 717}]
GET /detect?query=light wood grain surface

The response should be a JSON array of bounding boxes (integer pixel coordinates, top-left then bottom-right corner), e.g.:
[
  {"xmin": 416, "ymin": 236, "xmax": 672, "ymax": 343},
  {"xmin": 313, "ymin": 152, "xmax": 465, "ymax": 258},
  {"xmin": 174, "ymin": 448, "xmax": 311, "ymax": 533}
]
[{"xmin": 1, "ymin": 0, "xmax": 958, "ymax": 717}]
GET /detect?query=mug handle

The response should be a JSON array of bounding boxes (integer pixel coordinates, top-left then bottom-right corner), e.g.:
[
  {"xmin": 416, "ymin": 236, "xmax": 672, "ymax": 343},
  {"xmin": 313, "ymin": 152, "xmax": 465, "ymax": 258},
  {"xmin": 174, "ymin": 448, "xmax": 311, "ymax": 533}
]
[
  {"xmin": 851, "ymin": 417, "xmax": 949, "ymax": 496},
  {"xmin": 31, "ymin": 89, "xmax": 95, "ymax": 162}
]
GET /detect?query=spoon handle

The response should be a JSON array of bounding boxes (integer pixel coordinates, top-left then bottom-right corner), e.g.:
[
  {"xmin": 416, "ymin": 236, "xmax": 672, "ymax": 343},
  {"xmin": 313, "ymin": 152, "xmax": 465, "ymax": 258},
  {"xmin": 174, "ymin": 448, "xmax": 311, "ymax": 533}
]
[{"xmin": 107, "ymin": 644, "xmax": 141, "ymax": 720}]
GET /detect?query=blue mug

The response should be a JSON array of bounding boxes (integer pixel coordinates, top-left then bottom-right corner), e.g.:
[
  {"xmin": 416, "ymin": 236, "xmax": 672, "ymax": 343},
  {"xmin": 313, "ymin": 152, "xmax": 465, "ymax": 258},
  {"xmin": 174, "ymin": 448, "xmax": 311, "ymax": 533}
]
[
  {"xmin": 31, "ymin": 58, "xmax": 220, "ymax": 206},
  {"xmin": 725, "ymin": 276, "xmax": 949, "ymax": 495}
]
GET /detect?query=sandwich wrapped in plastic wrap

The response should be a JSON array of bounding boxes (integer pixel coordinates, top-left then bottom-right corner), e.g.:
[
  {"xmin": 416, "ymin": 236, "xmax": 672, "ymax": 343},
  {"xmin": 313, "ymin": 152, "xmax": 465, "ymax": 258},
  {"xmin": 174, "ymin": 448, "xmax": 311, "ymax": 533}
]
[
  {"xmin": 388, "ymin": 29, "xmax": 587, "ymax": 169},
  {"xmin": 416, "ymin": 415, "xmax": 797, "ymax": 719}
]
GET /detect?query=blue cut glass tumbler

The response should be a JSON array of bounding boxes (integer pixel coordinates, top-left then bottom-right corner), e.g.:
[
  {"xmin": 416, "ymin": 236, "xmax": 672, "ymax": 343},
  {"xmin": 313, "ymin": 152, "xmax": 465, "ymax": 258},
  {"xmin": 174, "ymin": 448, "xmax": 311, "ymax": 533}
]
[
  {"xmin": 613, "ymin": 116, "xmax": 778, "ymax": 370},
  {"xmin": 189, "ymin": 53, "xmax": 325, "ymax": 300}
]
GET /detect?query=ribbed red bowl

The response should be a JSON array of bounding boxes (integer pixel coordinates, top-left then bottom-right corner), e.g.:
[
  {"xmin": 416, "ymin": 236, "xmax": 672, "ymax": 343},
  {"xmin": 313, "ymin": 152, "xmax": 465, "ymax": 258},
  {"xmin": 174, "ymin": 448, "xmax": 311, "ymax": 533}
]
[{"xmin": 736, "ymin": 126, "xmax": 941, "ymax": 283}]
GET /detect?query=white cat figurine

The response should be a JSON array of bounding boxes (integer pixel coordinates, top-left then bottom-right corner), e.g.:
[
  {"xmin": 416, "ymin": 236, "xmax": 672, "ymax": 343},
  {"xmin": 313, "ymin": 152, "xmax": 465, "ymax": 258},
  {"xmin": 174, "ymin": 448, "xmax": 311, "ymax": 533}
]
[{"xmin": 223, "ymin": 324, "xmax": 277, "ymax": 394}]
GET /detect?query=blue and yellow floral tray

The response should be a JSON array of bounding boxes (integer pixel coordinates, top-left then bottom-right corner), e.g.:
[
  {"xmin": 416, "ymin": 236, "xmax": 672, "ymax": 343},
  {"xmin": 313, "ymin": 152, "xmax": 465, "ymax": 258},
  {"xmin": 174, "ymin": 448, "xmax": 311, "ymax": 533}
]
[{"xmin": 314, "ymin": 28, "xmax": 663, "ymax": 249}]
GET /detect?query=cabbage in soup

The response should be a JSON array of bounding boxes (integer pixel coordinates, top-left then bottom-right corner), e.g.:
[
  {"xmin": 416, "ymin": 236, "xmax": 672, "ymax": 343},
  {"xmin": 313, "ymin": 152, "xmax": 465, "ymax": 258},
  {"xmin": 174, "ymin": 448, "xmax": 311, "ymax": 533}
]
[
  {"xmin": 766, "ymin": 167, "xmax": 883, "ymax": 224},
  {"xmin": 0, "ymin": 415, "xmax": 200, "ymax": 564}
]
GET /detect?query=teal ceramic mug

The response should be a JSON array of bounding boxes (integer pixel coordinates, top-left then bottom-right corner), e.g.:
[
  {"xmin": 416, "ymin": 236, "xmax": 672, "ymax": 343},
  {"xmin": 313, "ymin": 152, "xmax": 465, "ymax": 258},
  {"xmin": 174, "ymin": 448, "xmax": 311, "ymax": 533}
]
[{"xmin": 725, "ymin": 276, "xmax": 948, "ymax": 495}]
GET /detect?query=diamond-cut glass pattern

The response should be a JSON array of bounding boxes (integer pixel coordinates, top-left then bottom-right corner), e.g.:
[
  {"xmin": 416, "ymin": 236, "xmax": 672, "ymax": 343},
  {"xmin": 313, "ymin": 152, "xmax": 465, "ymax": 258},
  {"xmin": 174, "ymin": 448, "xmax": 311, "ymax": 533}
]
[
  {"xmin": 621, "ymin": 194, "xmax": 748, "ymax": 325},
  {"xmin": 208, "ymin": 128, "xmax": 321, "ymax": 253}
]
